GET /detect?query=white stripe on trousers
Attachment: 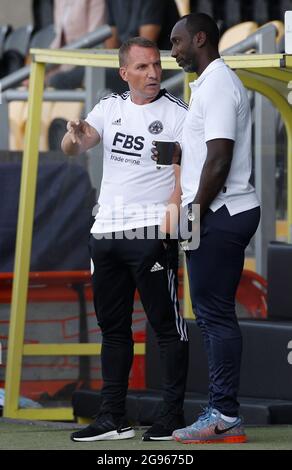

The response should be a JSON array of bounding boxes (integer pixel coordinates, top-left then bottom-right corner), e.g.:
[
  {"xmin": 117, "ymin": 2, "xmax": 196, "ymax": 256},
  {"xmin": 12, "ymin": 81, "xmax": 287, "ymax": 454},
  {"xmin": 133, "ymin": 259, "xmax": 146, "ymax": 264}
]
[{"xmin": 167, "ymin": 269, "xmax": 188, "ymax": 341}]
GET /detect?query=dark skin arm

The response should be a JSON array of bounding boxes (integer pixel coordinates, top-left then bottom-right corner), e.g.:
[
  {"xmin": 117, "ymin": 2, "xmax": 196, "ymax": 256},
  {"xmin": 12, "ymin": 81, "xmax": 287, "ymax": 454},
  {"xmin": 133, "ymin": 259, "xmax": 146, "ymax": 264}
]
[
  {"xmin": 105, "ymin": 26, "xmax": 120, "ymax": 48},
  {"xmin": 139, "ymin": 24, "xmax": 161, "ymax": 42},
  {"xmin": 193, "ymin": 138, "xmax": 234, "ymax": 218},
  {"xmin": 105, "ymin": 25, "xmax": 161, "ymax": 49}
]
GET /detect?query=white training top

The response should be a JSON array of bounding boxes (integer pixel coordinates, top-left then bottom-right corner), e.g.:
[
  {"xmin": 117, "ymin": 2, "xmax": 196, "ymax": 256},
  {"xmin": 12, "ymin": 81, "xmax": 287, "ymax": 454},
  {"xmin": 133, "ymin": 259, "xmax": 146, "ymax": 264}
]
[
  {"xmin": 86, "ymin": 89, "xmax": 187, "ymax": 233},
  {"xmin": 181, "ymin": 58, "xmax": 259, "ymax": 215}
]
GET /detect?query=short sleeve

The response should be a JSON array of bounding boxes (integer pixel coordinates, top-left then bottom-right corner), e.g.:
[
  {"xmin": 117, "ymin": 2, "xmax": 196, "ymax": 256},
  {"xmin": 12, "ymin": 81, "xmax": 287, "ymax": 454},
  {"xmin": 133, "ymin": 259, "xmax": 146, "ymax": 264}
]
[
  {"xmin": 202, "ymin": 84, "xmax": 237, "ymax": 143},
  {"xmin": 173, "ymin": 106, "xmax": 187, "ymax": 145},
  {"xmin": 85, "ymin": 100, "xmax": 105, "ymax": 138}
]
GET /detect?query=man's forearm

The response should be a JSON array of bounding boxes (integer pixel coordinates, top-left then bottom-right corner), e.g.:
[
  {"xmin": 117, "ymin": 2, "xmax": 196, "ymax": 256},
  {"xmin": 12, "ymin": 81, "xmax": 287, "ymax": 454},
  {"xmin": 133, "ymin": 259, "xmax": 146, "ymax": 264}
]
[
  {"xmin": 61, "ymin": 121, "xmax": 100, "ymax": 155},
  {"xmin": 168, "ymin": 164, "xmax": 181, "ymax": 208},
  {"xmin": 168, "ymin": 183, "xmax": 182, "ymax": 208},
  {"xmin": 105, "ymin": 26, "xmax": 120, "ymax": 48},
  {"xmin": 193, "ymin": 158, "xmax": 231, "ymax": 216},
  {"xmin": 193, "ymin": 139, "xmax": 234, "ymax": 217},
  {"xmin": 139, "ymin": 24, "xmax": 161, "ymax": 42},
  {"xmin": 160, "ymin": 165, "xmax": 181, "ymax": 234}
]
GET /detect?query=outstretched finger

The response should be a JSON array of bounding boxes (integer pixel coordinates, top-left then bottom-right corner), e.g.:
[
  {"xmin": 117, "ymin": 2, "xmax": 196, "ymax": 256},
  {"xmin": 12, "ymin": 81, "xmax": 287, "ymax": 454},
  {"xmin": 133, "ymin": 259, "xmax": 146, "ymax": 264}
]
[
  {"xmin": 69, "ymin": 132, "xmax": 77, "ymax": 144},
  {"xmin": 67, "ymin": 120, "xmax": 79, "ymax": 132},
  {"xmin": 85, "ymin": 125, "xmax": 92, "ymax": 137},
  {"xmin": 67, "ymin": 121, "xmax": 74, "ymax": 132}
]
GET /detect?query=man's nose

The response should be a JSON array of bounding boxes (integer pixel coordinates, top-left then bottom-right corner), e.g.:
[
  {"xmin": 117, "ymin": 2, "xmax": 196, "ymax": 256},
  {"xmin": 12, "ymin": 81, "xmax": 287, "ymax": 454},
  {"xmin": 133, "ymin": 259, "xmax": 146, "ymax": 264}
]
[
  {"xmin": 171, "ymin": 45, "xmax": 177, "ymax": 58},
  {"xmin": 148, "ymin": 65, "xmax": 158, "ymax": 78}
]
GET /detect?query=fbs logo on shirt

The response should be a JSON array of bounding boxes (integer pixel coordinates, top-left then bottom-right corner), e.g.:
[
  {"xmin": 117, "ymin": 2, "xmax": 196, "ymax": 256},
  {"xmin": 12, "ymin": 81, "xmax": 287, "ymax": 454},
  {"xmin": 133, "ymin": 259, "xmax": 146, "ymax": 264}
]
[
  {"xmin": 112, "ymin": 132, "xmax": 145, "ymax": 152},
  {"xmin": 110, "ymin": 132, "xmax": 145, "ymax": 165}
]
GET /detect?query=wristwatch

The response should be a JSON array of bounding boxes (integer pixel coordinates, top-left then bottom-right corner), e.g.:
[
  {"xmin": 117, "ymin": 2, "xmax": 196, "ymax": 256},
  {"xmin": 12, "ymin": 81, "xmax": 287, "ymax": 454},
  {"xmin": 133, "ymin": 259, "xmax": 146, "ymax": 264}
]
[
  {"xmin": 187, "ymin": 206, "xmax": 196, "ymax": 222},
  {"xmin": 179, "ymin": 239, "xmax": 190, "ymax": 251}
]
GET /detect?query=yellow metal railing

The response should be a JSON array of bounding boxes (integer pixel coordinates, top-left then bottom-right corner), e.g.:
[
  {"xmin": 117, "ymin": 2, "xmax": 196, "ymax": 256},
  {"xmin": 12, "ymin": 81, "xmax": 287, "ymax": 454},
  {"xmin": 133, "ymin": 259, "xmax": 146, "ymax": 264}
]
[{"xmin": 4, "ymin": 49, "xmax": 292, "ymax": 419}]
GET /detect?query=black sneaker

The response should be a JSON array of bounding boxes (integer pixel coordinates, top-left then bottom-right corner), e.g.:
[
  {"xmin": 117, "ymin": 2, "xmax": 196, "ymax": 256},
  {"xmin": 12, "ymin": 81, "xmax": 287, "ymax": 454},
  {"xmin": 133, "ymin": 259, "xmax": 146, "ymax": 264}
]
[
  {"xmin": 71, "ymin": 413, "xmax": 135, "ymax": 442},
  {"xmin": 142, "ymin": 412, "xmax": 185, "ymax": 441}
]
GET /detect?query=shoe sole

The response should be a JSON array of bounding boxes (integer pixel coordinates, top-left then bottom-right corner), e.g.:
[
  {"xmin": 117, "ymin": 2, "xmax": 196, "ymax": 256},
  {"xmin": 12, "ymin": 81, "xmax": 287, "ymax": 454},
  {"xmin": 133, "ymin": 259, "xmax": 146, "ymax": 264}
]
[
  {"xmin": 72, "ymin": 429, "xmax": 135, "ymax": 442},
  {"xmin": 174, "ymin": 434, "xmax": 247, "ymax": 444},
  {"xmin": 142, "ymin": 436, "xmax": 173, "ymax": 441}
]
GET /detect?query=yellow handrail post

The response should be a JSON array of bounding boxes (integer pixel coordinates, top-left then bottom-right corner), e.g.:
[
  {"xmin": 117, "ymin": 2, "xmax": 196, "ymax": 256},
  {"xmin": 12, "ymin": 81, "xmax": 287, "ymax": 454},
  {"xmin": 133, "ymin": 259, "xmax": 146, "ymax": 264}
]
[
  {"xmin": 237, "ymin": 69, "xmax": 292, "ymax": 244},
  {"xmin": 4, "ymin": 61, "xmax": 45, "ymax": 417}
]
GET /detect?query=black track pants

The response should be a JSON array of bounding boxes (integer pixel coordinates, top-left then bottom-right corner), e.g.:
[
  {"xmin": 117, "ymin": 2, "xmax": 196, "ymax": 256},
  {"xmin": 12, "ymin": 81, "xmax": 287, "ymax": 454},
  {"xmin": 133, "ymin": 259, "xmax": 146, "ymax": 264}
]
[{"xmin": 89, "ymin": 230, "xmax": 189, "ymax": 417}]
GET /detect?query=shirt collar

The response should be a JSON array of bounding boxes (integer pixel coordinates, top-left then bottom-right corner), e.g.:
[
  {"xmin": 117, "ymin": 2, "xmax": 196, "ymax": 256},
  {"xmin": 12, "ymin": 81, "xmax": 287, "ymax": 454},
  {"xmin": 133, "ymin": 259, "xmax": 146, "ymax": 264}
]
[{"xmin": 189, "ymin": 58, "xmax": 225, "ymax": 90}]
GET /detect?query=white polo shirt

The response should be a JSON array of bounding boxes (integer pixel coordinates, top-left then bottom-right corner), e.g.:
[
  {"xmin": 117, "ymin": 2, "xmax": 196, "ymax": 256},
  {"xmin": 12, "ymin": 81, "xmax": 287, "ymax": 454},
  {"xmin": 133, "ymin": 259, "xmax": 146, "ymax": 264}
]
[
  {"xmin": 85, "ymin": 89, "xmax": 187, "ymax": 233},
  {"xmin": 181, "ymin": 58, "xmax": 259, "ymax": 215}
]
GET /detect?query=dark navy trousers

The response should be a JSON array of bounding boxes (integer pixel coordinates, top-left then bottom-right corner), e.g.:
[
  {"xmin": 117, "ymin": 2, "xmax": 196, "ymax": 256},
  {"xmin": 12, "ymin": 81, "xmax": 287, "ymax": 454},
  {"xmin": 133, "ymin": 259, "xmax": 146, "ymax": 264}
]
[{"xmin": 186, "ymin": 205, "xmax": 260, "ymax": 417}]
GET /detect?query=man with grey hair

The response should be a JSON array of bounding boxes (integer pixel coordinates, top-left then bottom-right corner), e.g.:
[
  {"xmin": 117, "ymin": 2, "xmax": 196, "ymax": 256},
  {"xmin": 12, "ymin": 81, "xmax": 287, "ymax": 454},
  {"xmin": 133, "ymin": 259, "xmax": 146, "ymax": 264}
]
[{"xmin": 62, "ymin": 37, "xmax": 189, "ymax": 442}]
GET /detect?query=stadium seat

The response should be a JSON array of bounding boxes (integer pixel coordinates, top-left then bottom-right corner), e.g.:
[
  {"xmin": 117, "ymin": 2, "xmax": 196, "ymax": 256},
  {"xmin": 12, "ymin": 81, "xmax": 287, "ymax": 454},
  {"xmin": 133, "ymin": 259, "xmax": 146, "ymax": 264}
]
[
  {"xmin": 50, "ymin": 102, "xmax": 83, "ymax": 123},
  {"xmin": 20, "ymin": 100, "xmax": 53, "ymax": 151},
  {"xmin": 0, "ymin": 50, "xmax": 24, "ymax": 77},
  {"xmin": 48, "ymin": 102, "xmax": 84, "ymax": 151},
  {"xmin": 267, "ymin": 242, "xmax": 292, "ymax": 320},
  {"xmin": 262, "ymin": 20, "xmax": 284, "ymax": 44},
  {"xmin": 11, "ymin": 100, "xmax": 83, "ymax": 152},
  {"xmin": 11, "ymin": 89, "xmax": 83, "ymax": 152},
  {"xmin": 0, "ymin": 24, "xmax": 12, "ymax": 58},
  {"xmin": 219, "ymin": 21, "xmax": 258, "ymax": 52},
  {"xmin": 9, "ymin": 100, "xmax": 55, "ymax": 151},
  {"xmin": 3, "ymin": 24, "xmax": 34, "ymax": 58},
  {"xmin": 236, "ymin": 269, "xmax": 267, "ymax": 319},
  {"xmin": 0, "ymin": 270, "xmax": 93, "ymax": 394},
  {"xmin": 39, "ymin": 102, "xmax": 55, "ymax": 151},
  {"xmin": 29, "ymin": 24, "xmax": 55, "ymax": 49},
  {"xmin": 8, "ymin": 100, "xmax": 27, "ymax": 150},
  {"xmin": 9, "ymin": 99, "xmax": 83, "ymax": 153},
  {"xmin": 0, "ymin": 271, "xmax": 92, "ymax": 304},
  {"xmin": 0, "ymin": 150, "xmax": 96, "ymax": 272},
  {"xmin": 2, "ymin": 25, "xmax": 34, "ymax": 76}
]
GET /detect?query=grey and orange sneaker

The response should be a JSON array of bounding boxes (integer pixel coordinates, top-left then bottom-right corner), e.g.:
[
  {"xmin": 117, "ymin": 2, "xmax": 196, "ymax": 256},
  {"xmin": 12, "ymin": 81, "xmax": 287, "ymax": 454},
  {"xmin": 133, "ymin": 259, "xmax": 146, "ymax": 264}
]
[{"xmin": 173, "ymin": 408, "xmax": 247, "ymax": 444}]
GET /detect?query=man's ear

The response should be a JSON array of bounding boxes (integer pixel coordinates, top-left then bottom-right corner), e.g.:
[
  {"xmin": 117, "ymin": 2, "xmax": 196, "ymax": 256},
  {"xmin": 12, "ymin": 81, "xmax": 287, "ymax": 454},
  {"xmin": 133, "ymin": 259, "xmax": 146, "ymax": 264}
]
[
  {"xmin": 194, "ymin": 31, "xmax": 207, "ymax": 48},
  {"xmin": 119, "ymin": 66, "xmax": 128, "ymax": 82}
]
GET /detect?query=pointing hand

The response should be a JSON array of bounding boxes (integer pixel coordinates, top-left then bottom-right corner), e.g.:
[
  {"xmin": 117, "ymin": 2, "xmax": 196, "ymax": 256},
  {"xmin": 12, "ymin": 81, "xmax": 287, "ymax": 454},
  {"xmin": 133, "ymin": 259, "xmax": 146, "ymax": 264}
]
[{"xmin": 67, "ymin": 120, "xmax": 92, "ymax": 145}]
